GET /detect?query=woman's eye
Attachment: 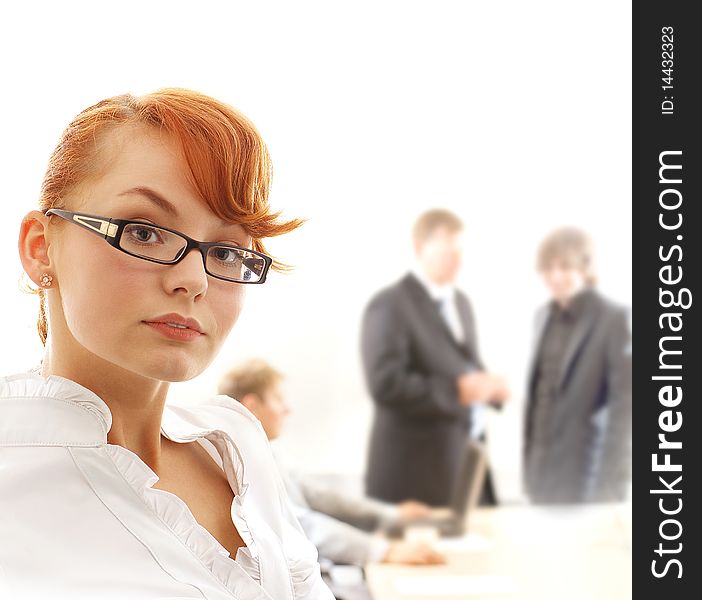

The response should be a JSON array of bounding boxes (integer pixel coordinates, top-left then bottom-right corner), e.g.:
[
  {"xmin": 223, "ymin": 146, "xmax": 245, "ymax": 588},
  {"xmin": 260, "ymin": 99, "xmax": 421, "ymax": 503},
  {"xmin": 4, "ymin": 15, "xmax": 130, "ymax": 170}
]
[
  {"xmin": 214, "ymin": 248, "xmax": 239, "ymax": 262},
  {"xmin": 131, "ymin": 227, "xmax": 160, "ymax": 244}
]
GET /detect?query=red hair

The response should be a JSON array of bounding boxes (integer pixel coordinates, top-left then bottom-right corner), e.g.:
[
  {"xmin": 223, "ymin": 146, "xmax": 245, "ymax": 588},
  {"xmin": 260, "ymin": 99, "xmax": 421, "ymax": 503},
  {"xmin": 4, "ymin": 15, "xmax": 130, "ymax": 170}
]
[{"xmin": 32, "ymin": 88, "xmax": 302, "ymax": 344}]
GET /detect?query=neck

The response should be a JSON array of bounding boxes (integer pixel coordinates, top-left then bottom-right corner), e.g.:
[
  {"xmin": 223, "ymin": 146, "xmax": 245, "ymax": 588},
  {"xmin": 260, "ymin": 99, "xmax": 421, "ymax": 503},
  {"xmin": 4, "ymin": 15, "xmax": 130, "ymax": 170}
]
[
  {"xmin": 42, "ymin": 335, "xmax": 170, "ymax": 475},
  {"xmin": 413, "ymin": 265, "xmax": 452, "ymax": 288},
  {"xmin": 555, "ymin": 286, "xmax": 587, "ymax": 309}
]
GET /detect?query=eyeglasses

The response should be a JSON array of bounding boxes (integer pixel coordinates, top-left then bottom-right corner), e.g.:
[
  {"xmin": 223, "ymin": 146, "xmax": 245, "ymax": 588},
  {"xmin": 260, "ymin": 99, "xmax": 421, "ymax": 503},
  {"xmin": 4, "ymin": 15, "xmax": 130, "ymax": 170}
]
[{"xmin": 44, "ymin": 209, "xmax": 272, "ymax": 284}]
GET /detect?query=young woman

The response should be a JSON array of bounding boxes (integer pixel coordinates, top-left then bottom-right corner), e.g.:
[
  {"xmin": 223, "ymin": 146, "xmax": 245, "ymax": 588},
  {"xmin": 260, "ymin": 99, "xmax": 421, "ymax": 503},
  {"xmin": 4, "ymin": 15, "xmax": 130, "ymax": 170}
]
[{"xmin": 0, "ymin": 89, "xmax": 334, "ymax": 599}]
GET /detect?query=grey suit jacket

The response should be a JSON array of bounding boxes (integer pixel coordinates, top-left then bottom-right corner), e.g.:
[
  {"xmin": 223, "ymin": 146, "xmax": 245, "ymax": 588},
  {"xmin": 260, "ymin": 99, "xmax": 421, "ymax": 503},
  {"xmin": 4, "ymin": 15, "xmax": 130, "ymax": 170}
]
[
  {"xmin": 524, "ymin": 289, "xmax": 632, "ymax": 503},
  {"xmin": 360, "ymin": 273, "xmax": 484, "ymax": 506}
]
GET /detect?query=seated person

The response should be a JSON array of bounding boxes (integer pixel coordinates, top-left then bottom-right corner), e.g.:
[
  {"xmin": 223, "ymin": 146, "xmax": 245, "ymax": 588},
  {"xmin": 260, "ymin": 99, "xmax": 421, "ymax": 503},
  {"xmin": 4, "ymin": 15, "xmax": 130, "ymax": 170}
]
[{"xmin": 218, "ymin": 359, "xmax": 446, "ymax": 567}]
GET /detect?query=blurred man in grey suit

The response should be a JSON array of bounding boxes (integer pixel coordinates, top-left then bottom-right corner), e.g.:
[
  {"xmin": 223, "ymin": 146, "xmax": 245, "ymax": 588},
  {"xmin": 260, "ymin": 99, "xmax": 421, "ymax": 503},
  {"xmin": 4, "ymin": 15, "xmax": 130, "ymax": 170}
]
[
  {"xmin": 218, "ymin": 359, "xmax": 445, "ymax": 570},
  {"xmin": 360, "ymin": 209, "xmax": 509, "ymax": 507},
  {"xmin": 524, "ymin": 227, "xmax": 632, "ymax": 504}
]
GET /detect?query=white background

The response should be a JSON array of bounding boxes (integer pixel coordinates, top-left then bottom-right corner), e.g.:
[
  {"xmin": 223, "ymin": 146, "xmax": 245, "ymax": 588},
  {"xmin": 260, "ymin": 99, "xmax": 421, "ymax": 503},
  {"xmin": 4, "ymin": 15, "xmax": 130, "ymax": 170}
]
[{"xmin": 0, "ymin": 1, "xmax": 631, "ymax": 501}]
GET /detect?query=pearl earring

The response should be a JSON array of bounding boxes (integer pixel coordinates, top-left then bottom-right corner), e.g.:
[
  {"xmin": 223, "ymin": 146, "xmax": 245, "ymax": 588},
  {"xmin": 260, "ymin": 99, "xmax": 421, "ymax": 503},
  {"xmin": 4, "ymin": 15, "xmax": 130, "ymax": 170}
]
[{"xmin": 39, "ymin": 273, "xmax": 53, "ymax": 288}]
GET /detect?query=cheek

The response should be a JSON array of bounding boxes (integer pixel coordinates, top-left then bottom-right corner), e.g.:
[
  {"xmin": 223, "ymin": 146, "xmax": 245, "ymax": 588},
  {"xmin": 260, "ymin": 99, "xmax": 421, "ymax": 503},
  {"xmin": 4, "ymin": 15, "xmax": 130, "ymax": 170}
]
[
  {"xmin": 447, "ymin": 250, "xmax": 461, "ymax": 268},
  {"xmin": 542, "ymin": 272, "xmax": 559, "ymax": 289},
  {"xmin": 60, "ymin": 244, "xmax": 141, "ymax": 329},
  {"xmin": 437, "ymin": 247, "xmax": 459, "ymax": 268},
  {"xmin": 61, "ymin": 248, "xmax": 148, "ymax": 351},
  {"xmin": 557, "ymin": 269, "xmax": 582, "ymax": 291},
  {"xmin": 426, "ymin": 250, "xmax": 443, "ymax": 270},
  {"xmin": 272, "ymin": 409, "xmax": 285, "ymax": 432},
  {"xmin": 209, "ymin": 285, "xmax": 246, "ymax": 338},
  {"xmin": 572, "ymin": 272, "xmax": 586, "ymax": 289}
]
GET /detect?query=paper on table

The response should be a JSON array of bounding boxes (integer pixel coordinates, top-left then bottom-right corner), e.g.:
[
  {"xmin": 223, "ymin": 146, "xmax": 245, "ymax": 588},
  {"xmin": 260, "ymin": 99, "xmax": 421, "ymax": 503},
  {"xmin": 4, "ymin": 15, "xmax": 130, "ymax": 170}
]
[
  {"xmin": 394, "ymin": 574, "xmax": 515, "ymax": 596},
  {"xmin": 328, "ymin": 564, "xmax": 364, "ymax": 586},
  {"xmin": 434, "ymin": 533, "xmax": 493, "ymax": 553}
]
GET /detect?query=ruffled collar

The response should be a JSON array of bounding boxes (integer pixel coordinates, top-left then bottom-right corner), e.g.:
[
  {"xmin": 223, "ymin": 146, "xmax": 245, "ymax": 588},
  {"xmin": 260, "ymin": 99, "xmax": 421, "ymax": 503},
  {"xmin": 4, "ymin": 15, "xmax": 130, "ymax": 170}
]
[
  {"xmin": 0, "ymin": 372, "xmax": 112, "ymax": 445},
  {"xmin": 0, "ymin": 371, "xmax": 270, "ymax": 596},
  {"xmin": 0, "ymin": 371, "xmax": 228, "ymax": 447}
]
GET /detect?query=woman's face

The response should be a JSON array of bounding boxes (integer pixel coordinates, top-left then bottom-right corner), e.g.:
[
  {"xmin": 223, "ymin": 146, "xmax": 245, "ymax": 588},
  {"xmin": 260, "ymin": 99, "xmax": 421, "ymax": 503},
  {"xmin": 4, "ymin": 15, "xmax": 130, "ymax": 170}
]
[{"xmin": 47, "ymin": 125, "xmax": 250, "ymax": 382}]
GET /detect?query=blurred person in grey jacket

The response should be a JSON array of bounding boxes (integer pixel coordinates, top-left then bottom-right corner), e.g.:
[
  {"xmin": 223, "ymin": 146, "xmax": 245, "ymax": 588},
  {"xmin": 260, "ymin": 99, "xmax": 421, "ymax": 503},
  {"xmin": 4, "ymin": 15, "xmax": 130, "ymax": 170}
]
[
  {"xmin": 218, "ymin": 359, "xmax": 445, "ymax": 567},
  {"xmin": 361, "ymin": 209, "xmax": 509, "ymax": 507},
  {"xmin": 524, "ymin": 227, "xmax": 632, "ymax": 504}
]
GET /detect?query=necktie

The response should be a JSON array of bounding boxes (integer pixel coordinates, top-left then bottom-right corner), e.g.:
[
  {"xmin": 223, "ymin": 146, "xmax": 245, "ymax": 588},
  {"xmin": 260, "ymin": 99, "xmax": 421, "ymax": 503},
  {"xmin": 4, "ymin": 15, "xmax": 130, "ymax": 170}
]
[
  {"xmin": 435, "ymin": 298, "xmax": 486, "ymax": 439},
  {"xmin": 435, "ymin": 297, "xmax": 464, "ymax": 343}
]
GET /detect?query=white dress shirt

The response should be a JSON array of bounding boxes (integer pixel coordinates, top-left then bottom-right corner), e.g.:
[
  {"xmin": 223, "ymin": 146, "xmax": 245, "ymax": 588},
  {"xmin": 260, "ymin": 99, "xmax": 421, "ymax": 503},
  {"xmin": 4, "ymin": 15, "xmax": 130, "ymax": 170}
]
[
  {"xmin": 411, "ymin": 266, "xmax": 465, "ymax": 343},
  {"xmin": 273, "ymin": 451, "xmax": 398, "ymax": 565},
  {"xmin": 0, "ymin": 372, "xmax": 334, "ymax": 600},
  {"xmin": 411, "ymin": 267, "xmax": 487, "ymax": 438}
]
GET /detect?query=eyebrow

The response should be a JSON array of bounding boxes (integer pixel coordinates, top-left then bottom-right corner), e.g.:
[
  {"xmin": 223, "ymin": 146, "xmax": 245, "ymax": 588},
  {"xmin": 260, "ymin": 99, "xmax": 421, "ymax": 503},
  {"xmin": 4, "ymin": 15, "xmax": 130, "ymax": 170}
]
[
  {"xmin": 117, "ymin": 186, "xmax": 179, "ymax": 216},
  {"xmin": 116, "ymin": 185, "xmax": 249, "ymax": 241}
]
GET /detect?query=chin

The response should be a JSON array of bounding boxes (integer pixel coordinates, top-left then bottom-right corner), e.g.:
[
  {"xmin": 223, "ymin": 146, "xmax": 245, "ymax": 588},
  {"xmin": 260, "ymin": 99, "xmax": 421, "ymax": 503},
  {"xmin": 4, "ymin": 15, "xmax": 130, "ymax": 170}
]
[
  {"xmin": 439, "ymin": 274, "xmax": 457, "ymax": 285},
  {"xmin": 140, "ymin": 355, "xmax": 210, "ymax": 383}
]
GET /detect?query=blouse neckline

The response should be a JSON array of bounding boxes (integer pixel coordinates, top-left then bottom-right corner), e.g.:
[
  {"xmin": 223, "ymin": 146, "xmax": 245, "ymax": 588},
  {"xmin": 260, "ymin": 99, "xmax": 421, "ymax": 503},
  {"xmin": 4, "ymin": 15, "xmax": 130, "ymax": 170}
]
[
  {"xmin": 0, "ymin": 370, "xmax": 269, "ymax": 596},
  {"xmin": 0, "ymin": 371, "xmax": 237, "ymax": 445}
]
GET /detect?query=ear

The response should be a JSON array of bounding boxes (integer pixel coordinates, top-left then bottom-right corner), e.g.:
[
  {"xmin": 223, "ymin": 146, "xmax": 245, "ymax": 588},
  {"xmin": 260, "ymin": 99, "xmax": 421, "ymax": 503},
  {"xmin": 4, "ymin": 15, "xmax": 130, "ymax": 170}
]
[
  {"xmin": 18, "ymin": 210, "xmax": 52, "ymax": 287},
  {"xmin": 239, "ymin": 393, "xmax": 261, "ymax": 415},
  {"xmin": 413, "ymin": 238, "xmax": 422, "ymax": 257}
]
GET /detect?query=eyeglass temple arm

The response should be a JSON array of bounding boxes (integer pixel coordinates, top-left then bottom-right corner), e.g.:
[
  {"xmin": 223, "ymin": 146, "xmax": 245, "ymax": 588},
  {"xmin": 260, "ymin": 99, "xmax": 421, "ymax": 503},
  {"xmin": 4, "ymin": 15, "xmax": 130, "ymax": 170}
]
[{"xmin": 46, "ymin": 210, "xmax": 119, "ymax": 239}]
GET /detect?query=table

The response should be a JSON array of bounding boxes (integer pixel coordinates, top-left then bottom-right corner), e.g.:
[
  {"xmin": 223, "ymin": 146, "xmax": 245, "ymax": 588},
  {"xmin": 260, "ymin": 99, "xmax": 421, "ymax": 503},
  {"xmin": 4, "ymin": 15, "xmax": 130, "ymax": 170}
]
[{"xmin": 365, "ymin": 503, "xmax": 632, "ymax": 600}]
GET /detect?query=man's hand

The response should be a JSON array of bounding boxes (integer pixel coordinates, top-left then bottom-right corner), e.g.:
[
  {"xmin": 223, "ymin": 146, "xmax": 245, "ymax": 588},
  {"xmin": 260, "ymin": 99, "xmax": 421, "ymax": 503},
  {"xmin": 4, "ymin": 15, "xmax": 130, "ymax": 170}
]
[
  {"xmin": 457, "ymin": 372, "xmax": 495, "ymax": 406},
  {"xmin": 397, "ymin": 500, "xmax": 432, "ymax": 521},
  {"xmin": 457, "ymin": 372, "xmax": 510, "ymax": 406},
  {"xmin": 490, "ymin": 375, "xmax": 511, "ymax": 405},
  {"xmin": 383, "ymin": 541, "xmax": 446, "ymax": 565}
]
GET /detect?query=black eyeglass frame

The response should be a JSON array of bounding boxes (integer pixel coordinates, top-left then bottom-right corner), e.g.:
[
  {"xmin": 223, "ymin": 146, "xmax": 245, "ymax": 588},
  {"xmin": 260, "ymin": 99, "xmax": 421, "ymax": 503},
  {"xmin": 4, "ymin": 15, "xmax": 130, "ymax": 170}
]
[{"xmin": 44, "ymin": 209, "xmax": 272, "ymax": 284}]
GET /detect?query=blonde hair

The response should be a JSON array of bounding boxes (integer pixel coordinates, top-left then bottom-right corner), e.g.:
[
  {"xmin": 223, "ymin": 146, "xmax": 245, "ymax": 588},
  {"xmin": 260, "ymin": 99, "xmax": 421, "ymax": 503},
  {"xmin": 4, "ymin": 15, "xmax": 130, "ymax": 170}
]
[
  {"xmin": 536, "ymin": 226, "xmax": 597, "ymax": 286},
  {"xmin": 412, "ymin": 208, "xmax": 463, "ymax": 243},
  {"xmin": 27, "ymin": 89, "xmax": 302, "ymax": 345},
  {"xmin": 218, "ymin": 359, "xmax": 283, "ymax": 401}
]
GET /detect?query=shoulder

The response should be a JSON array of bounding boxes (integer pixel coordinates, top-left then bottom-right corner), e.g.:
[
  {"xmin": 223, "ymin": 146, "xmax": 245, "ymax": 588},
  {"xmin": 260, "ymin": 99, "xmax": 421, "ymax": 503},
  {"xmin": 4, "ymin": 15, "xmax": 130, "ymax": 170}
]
[
  {"xmin": 201, "ymin": 394, "xmax": 264, "ymax": 425},
  {"xmin": 164, "ymin": 395, "xmax": 269, "ymax": 448},
  {"xmin": 362, "ymin": 275, "xmax": 414, "ymax": 323},
  {"xmin": 596, "ymin": 294, "xmax": 631, "ymax": 357},
  {"xmin": 534, "ymin": 300, "xmax": 551, "ymax": 320},
  {"xmin": 367, "ymin": 275, "xmax": 410, "ymax": 305},
  {"xmin": 455, "ymin": 288, "xmax": 475, "ymax": 310},
  {"xmin": 589, "ymin": 290, "xmax": 630, "ymax": 327},
  {"xmin": 163, "ymin": 396, "xmax": 285, "ymax": 502}
]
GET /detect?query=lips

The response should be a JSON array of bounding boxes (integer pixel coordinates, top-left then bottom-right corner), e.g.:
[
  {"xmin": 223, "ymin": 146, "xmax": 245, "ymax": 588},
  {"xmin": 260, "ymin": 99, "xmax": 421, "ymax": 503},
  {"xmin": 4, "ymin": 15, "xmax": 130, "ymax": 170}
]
[{"xmin": 142, "ymin": 313, "xmax": 205, "ymax": 334}]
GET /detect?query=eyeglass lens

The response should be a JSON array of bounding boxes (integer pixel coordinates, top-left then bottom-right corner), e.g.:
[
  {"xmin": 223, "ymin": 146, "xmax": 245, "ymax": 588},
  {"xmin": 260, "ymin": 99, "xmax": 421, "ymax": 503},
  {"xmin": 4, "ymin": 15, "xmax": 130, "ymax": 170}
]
[{"xmin": 119, "ymin": 223, "xmax": 266, "ymax": 282}]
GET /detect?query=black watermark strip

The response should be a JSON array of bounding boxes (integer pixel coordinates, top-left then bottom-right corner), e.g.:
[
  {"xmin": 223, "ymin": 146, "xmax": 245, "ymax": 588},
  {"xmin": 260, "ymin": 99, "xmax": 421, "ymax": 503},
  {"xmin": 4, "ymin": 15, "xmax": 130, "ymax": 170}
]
[{"xmin": 633, "ymin": 3, "xmax": 700, "ymax": 596}]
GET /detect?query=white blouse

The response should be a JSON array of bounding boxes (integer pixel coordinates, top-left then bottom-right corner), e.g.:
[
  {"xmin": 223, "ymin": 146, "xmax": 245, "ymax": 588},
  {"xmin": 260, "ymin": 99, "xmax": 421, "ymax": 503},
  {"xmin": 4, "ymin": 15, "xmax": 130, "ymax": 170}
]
[{"xmin": 0, "ymin": 373, "xmax": 334, "ymax": 600}]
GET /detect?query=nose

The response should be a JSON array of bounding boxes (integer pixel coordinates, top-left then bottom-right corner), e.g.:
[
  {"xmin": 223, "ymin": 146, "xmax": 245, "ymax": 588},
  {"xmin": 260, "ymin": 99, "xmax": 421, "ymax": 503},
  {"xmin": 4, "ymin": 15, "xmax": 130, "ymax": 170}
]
[{"xmin": 162, "ymin": 247, "xmax": 209, "ymax": 299}]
